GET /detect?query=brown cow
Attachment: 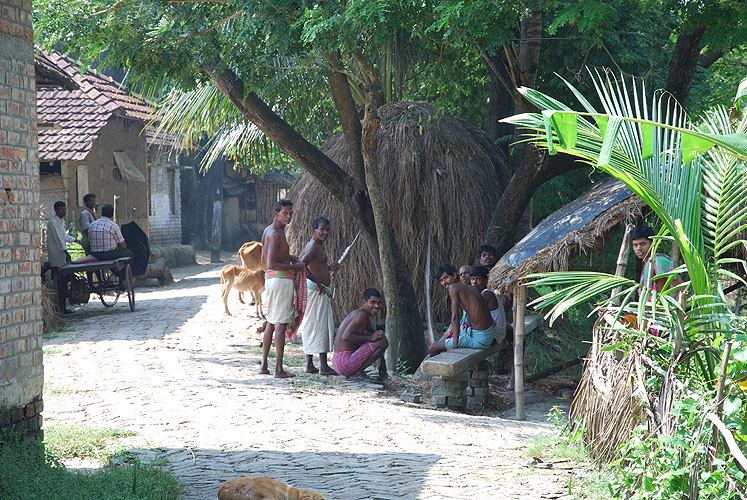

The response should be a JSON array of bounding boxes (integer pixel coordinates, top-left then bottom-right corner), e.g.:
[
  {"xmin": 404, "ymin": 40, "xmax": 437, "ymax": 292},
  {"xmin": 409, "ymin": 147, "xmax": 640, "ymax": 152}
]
[
  {"xmin": 220, "ymin": 264, "xmax": 265, "ymax": 317},
  {"xmin": 237, "ymin": 241, "xmax": 266, "ymax": 304}
]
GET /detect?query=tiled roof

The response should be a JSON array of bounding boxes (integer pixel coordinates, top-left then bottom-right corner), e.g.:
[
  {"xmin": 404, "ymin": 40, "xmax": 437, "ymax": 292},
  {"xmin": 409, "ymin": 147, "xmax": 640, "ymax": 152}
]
[{"xmin": 36, "ymin": 49, "xmax": 155, "ymax": 161}]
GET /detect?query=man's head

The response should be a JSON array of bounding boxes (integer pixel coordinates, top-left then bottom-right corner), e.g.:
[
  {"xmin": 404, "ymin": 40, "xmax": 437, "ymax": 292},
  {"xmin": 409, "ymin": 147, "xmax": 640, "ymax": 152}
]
[
  {"xmin": 632, "ymin": 225, "xmax": 656, "ymax": 261},
  {"xmin": 83, "ymin": 193, "xmax": 96, "ymax": 209},
  {"xmin": 100, "ymin": 204, "xmax": 114, "ymax": 218},
  {"xmin": 478, "ymin": 244, "xmax": 497, "ymax": 269},
  {"xmin": 312, "ymin": 216, "xmax": 331, "ymax": 243},
  {"xmin": 459, "ymin": 265, "xmax": 472, "ymax": 285},
  {"xmin": 273, "ymin": 199, "xmax": 293, "ymax": 226},
  {"xmin": 361, "ymin": 288, "xmax": 383, "ymax": 314},
  {"xmin": 53, "ymin": 201, "xmax": 66, "ymax": 218},
  {"xmin": 434, "ymin": 263, "xmax": 458, "ymax": 288},
  {"xmin": 469, "ymin": 265, "xmax": 489, "ymax": 291}
]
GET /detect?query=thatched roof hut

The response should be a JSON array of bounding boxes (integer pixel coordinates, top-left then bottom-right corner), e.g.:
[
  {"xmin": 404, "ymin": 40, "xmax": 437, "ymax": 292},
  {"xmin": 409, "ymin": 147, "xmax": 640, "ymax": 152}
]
[
  {"xmin": 288, "ymin": 102, "xmax": 508, "ymax": 322},
  {"xmin": 488, "ymin": 177, "xmax": 646, "ymax": 292}
]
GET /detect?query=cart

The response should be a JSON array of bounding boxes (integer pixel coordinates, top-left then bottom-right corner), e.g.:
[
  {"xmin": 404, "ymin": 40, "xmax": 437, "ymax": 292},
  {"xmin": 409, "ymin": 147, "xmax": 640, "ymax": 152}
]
[{"xmin": 55, "ymin": 257, "xmax": 136, "ymax": 313}]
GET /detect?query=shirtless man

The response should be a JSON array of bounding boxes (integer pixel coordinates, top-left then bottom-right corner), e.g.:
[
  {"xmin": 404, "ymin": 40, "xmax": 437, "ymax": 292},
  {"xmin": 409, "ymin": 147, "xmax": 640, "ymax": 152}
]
[
  {"xmin": 470, "ymin": 266, "xmax": 506, "ymax": 343},
  {"xmin": 260, "ymin": 199, "xmax": 306, "ymax": 378},
  {"xmin": 297, "ymin": 216, "xmax": 341, "ymax": 375},
  {"xmin": 428, "ymin": 263, "xmax": 495, "ymax": 357},
  {"xmin": 332, "ymin": 288, "xmax": 389, "ymax": 382},
  {"xmin": 459, "ymin": 265, "xmax": 472, "ymax": 285}
]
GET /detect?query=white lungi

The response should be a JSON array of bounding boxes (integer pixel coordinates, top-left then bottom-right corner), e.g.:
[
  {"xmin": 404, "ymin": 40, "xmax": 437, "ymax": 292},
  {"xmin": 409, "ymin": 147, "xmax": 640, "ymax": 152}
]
[
  {"xmin": 265, "ymin": 277, "xmax": 295, "ymax": 324},
  {"xmin": 298, "ymin": 280, "xmax": 335, "ymax": 355}
]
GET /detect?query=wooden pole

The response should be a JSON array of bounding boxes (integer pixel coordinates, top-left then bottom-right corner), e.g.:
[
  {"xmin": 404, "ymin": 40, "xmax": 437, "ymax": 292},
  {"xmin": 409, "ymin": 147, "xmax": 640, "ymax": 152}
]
[
  {"xmin": 610, "ymin": 224, "xmax": 633, "ymax": 305},
  {"xmin": 425, "ymin": 225, "xmax": 435, "ymax": 344},
  {"xmin": 514, "ymin": 285, "xmax": 526, "ymax": 420}
]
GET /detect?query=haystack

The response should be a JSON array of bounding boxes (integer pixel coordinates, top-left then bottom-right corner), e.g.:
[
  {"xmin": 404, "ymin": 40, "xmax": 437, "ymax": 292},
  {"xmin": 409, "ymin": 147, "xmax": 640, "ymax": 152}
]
[{"xmin": 288, "ymin": 102, "xmax": 508, "ymax": 323}]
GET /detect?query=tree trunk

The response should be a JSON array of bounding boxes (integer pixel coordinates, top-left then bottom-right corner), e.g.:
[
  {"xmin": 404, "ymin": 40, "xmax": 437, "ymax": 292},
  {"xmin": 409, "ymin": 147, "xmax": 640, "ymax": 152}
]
[
  {"xmin": 666, "ymin": 24, "xmax": 707, "ymax": 109},
  {"xmin": 355, "ymin": 53, "xmax": 425, "ymax": 372},
  {"xmin": 485, "ymin": 153, "xmax": 585, "ymax": 256},
  {"xmin": 486, "ymin": 52, "xmax": 514, "ymax": 159}
]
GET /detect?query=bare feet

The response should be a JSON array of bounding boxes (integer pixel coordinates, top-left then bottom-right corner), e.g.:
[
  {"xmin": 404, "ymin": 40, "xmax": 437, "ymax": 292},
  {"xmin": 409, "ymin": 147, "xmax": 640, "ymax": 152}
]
[
  {"xmin": 274, "ymin": 370, "xmax": 295, "ymax": 379},
  {"xmin": 259, "ymin": 368, "xmax": 271, "ymax": 375},
  {"xmin": 320, "ymin": 368, "xmax": 338, "ymax": 376},
  {"xmin": 305, "ymin": 366, "xmax": 320, "ymax": 374}
]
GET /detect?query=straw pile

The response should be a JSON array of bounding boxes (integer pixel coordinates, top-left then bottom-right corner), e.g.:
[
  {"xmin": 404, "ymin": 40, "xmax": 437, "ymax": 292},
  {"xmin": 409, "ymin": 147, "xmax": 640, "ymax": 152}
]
[{"xmin": 287, "ymin": 102, "xmax": 508, "ymax": 322}]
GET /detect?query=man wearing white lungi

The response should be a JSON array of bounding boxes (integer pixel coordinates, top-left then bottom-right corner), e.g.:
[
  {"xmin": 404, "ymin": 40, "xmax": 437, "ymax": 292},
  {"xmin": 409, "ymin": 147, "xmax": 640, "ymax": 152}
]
[{"xmin": 298, "ymin": 217, "xmax": 341, "ymax": 375}]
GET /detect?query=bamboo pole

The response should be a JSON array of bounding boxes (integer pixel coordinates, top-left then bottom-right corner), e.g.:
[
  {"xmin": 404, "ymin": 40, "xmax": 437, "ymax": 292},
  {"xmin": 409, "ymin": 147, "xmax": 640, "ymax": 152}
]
[
  {"xmin": 514, "ymin": 285, "xmax": 526, "ymax": 420},
  {"xmin": 425, "ymin": 225, "xmax": 435, "ymax": 344},
  {"xmin": 610, "ymin": 224, "xmax": 633, "ymax": 305}
]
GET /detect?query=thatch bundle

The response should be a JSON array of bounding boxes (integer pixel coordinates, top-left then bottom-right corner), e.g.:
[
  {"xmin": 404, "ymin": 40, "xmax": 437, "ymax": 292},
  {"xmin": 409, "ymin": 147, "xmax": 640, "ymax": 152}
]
[
  {"xmin": 287, "ymin": 102, "xmax": 508, "ymax": 322},
  {"xmin": 570, "ymin": 316, "xmax": 645, "ymax": 462}
]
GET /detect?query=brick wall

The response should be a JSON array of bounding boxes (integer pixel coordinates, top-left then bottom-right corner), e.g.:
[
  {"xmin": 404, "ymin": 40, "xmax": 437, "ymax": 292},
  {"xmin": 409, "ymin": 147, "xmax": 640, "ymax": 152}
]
[{"xmin": 0, "ymin": 0, "xmax": 44, "ymax": 441}]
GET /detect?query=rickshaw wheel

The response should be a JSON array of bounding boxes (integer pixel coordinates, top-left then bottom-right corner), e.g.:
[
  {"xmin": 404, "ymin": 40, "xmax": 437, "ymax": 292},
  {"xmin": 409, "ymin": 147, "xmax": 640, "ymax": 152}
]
[{"xmin": 97, "ymin": 268, "xmax": 120, "ymax": 307}]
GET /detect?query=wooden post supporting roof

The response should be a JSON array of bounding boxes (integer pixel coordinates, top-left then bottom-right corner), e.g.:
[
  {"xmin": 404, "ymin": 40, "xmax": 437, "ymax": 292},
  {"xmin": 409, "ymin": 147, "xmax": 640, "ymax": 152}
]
[{"xmin": 513, "ymin": 285, "xmax": 527, "ymax": 420}]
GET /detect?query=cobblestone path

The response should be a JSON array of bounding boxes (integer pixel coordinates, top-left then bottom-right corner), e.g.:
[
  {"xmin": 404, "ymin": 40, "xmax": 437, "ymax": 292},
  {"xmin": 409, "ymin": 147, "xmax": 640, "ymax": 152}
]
[{"xmin": 43, "ymin": 263, "xmax": 569, "ymax": 500}]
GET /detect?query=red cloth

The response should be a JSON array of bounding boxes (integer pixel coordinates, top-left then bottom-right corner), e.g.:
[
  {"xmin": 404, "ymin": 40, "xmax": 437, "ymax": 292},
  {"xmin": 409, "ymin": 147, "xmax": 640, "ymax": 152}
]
[
  {"xmin": 287, "ymin": 267, "xmax": 308, "ymax": 340},
  {"xmin": 72, "ymin": 255, "xmax": 99, "ymax": 264}
]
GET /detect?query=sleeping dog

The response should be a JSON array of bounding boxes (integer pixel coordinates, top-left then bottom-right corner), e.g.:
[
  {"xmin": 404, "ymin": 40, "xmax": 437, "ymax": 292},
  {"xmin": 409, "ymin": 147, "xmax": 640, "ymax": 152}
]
[{"xmin": 217, "ymin": 476, "xmax": 327, "ymax": 500}]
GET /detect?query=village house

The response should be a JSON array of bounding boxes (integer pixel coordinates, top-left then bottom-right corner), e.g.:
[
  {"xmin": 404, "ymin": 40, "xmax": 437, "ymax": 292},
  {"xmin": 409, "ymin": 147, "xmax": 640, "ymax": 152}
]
[{"xmin": 35, "ymin": 49, "xmax": 186, "ymax": 251}]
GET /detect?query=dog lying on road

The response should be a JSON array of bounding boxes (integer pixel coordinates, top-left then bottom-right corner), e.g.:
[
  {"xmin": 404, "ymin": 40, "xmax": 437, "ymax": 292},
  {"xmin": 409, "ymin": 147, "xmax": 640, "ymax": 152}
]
[
  {"xmin": 220, "ymin": 264, "xmax": 265, "ymax": 317},
  {"xmin": 217, "ymin": 476, "xmax": 326, "ymax": 500}
]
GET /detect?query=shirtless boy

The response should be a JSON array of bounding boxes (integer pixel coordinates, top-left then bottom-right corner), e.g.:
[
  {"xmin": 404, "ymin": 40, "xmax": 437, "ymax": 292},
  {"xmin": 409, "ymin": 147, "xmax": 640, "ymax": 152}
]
[
  {"xmin": 428, "ymin": 263, "xmax": 495, "ymax": 357},
  {"xmin": 470, "ymin": 265, "xmax": 506, "ymax": 343},
  {"xmin": 298, "ymin": 216, "xmax": 340, "ymax": 375},
  {"xmin": 260, "ymin": 199, "xmax": 306, "ymax": 378},
  {"xmin": 332, "ymin": 288, "xmax": 389, "ymax": 382}
]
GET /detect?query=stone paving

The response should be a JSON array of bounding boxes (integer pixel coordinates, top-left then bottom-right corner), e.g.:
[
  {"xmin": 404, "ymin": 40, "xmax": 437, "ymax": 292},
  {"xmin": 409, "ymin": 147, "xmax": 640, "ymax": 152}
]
[{"xmin": 42, "ymin": 262, "xmax": 571, "ymax": 500}]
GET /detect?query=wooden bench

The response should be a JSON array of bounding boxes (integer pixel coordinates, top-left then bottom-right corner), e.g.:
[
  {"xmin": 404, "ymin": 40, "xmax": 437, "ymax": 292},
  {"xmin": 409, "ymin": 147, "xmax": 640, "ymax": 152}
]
[{"xmin": 421, "ymin": 313, "xmax": 544, "ymax": 410}]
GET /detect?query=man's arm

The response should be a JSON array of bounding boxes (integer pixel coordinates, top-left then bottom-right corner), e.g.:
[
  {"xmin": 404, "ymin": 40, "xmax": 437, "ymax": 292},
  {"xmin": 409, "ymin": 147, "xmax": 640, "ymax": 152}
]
[
  {"xmin": 449, "ymin": 285, "xmax": 462, "ymax": 349},
  {"xmin": 339, "ymin": 312, "xmax": 381, "ymax": 346},
  {"xmin": 300, "ymin": 241, "xmax": 323, "ymax": 288}
]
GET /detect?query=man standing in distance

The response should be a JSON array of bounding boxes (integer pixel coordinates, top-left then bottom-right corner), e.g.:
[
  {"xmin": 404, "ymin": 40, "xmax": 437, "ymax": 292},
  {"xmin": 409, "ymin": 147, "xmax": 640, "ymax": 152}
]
[
  {"xmin": 260, "ymin": 199, "xmax": 306, "ymax": 378},
  {"xmin": 78, "ymin": 193, "xmax": 97, "ymax": 255},
  {"xmin": 298, "ymin": 216, "xmax": 340, "ymax": 375},
  {"xmin": 46, "ymin": 201, "xmax": 78, "ymax": 314}
]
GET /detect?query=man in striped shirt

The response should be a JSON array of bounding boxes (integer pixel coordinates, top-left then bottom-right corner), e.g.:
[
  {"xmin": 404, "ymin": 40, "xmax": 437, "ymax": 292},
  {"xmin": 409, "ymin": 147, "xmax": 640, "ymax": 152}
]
[{"xmin": 88, "ymin": 204, "xmax": 133, "ymax": 262}]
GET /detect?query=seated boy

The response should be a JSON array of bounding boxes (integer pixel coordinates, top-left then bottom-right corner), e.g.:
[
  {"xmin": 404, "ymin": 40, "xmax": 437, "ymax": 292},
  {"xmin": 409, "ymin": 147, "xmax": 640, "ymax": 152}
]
[{"xmin": 428, "ymin": 264, "xmax": 495, "ymax": 357}]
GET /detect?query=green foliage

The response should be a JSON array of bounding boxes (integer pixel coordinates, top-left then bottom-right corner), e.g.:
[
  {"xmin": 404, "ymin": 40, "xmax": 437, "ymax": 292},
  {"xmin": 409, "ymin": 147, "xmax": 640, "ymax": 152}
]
[
  {"xmin": 44, "ymin": 426, "xmax": 138, "ymax": 464},
  {"xmin": 0, "ymin": 436, "xmax": 182, "ymax": 500},
  {"xmin": 612, "ymin": 398, "xmax": 745, "ymax": 499},
  {"xmin": 506, "ymin": 69, "xmax": 747, "ymax": 497}
]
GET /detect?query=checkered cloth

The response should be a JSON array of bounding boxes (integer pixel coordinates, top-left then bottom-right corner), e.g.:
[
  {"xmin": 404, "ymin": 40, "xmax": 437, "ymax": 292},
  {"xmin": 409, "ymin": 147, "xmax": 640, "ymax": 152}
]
[
  {"xmin": 88, "ymin": 217, "xmax": 124, "ymax": 253},
  {"xmin": 640, "ymin": 253, "xmax": 677, "ymax": 291},
  {"xmin": 287, "ymin": 267, "xmax": 308, "ymax": 340}
]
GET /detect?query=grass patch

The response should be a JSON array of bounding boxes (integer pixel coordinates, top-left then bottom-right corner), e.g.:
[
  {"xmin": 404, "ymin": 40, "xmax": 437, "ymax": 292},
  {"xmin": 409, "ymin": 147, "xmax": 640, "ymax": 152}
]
[
  {"xmin": 0, "ymin": 436, "xmax": 182, "ymax": 500},
  {"xmin": 523, "ymin": 407, "xmax": 614, "ymax": 499},
  {"xmin": 43, "ymin": 348, "xmax": 62, "ymax": 355},
  {"xmin": 45, "ymin": 426, "xmax": 138, "ymax": 464}
]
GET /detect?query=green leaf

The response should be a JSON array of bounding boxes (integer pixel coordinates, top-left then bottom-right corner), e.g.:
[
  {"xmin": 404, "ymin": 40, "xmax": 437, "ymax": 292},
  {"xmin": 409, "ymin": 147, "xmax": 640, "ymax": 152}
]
[
  {"xmin": 681, "ymin": 134, "xmax": 714, "ymax": 165},
  {"xmin": 598, "ymin": 116, "xmax": 623, "ymax": 166},
  {"xmin": 551, "ymin": 112, "xmax": 577, "ymax": 149},
  {"xmin": 723, "ymin": 397, "xmax": 742, "ymax": 418},
  {"xmin": 640, "ymin": 122, "xmax": 653, "ymax": 160}
]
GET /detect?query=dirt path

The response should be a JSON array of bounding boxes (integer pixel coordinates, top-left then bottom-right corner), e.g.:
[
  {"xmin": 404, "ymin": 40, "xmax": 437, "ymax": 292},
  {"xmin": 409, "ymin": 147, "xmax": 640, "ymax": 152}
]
[{"xmin": 43, "ymin": 260, "xmax": 571, "ymax": 500}]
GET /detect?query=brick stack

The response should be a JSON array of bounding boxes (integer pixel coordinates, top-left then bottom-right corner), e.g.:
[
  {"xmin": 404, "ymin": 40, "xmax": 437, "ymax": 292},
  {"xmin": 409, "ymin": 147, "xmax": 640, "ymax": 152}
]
[
  {"xmin": 0, "ymin": 0, "xmax": 44, "ymax": 442},
  {"xmin": 431, "ymin": 360, "xmax": 492, "ymax": 410}
]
